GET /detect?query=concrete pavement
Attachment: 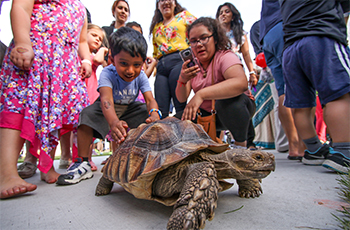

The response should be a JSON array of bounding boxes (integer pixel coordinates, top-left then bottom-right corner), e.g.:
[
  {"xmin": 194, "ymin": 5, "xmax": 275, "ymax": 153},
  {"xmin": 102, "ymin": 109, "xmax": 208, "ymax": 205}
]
[{"xmin": 0, "ymin": 150, "xmax": 345, "ymax": 230}]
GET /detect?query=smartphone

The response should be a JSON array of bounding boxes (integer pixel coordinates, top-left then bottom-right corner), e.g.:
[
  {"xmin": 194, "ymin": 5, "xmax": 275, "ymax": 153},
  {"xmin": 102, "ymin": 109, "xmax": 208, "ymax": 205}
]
[{"xmin": 180, "ymin": 47, "xmax": 197, "ymax": 68}]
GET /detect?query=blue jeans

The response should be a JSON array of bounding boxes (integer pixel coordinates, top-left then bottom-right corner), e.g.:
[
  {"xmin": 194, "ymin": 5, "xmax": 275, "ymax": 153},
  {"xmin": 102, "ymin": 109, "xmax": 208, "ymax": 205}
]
[
  {"xmin": 155, "ymin": 52, "xmax": 186, "ymax": 118},
  {"xmin": 262, "ymin": 22, "xmax": 285, "ymax": 97}
]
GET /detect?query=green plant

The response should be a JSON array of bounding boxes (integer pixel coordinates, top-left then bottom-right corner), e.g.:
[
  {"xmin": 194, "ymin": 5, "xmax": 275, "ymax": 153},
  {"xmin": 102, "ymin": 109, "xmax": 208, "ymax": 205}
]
[{"xmin": 333, "ymin": 169, "xmax": 350, "ymax": 230}]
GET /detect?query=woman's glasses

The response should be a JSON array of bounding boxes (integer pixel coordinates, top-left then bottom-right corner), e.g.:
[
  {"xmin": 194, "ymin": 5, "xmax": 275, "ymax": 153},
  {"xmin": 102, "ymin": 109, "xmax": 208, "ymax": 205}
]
[{"xmin": 189, "ymin": 34, "xmax": 214, "ymax": 47}]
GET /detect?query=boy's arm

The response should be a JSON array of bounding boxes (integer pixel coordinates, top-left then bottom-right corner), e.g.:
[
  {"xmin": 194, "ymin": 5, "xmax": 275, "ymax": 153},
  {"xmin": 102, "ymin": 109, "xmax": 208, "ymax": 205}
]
[
  {"xmin": 99, "ymin": 86, "xmax": 128, "ymax": 143},
  {"xmin": 143, "ymin": 91, "xmax": 161, "ymax": 123}
]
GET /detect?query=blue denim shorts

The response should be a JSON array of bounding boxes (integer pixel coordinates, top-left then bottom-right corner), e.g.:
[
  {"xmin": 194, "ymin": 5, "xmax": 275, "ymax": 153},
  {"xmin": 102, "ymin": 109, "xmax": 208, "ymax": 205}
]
[{"xmin": 282, "ymin": 36, "xmax": 350, "ymax": 108}]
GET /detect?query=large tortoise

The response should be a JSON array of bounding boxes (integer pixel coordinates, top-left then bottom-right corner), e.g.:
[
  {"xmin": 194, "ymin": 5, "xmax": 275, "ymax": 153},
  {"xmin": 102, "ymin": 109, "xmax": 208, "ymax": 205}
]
[{"xmin": 96, "ymin": 117, "xmax": 275, "ymax": 229}]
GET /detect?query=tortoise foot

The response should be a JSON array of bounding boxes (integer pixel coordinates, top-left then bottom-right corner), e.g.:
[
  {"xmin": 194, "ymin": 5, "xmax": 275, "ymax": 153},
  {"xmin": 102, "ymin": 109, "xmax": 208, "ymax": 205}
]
[
  {"xmin": 95, "ymin": 176, "xmax": 114, "ymax": 196},
  {"xmin": 237, "ymin": 179, "xmax": 262, "ymax": 198},
  {"xmin": 167, "ymin": 162, "xmax": 219, "ymax": 230}
]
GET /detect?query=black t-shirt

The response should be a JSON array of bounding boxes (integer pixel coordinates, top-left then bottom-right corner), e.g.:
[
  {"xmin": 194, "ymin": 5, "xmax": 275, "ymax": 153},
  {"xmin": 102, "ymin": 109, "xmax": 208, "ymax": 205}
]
[
  {"xmin": 250, "ymin": 21, "xmax": 263, "ymax": 56},
  {"xmin": 279, "ymin": 0, "xmax": 349, "ymax": 49},
  {"xmin": 259, "ymin": 0, "xmax": 283, "ymax": 45}
]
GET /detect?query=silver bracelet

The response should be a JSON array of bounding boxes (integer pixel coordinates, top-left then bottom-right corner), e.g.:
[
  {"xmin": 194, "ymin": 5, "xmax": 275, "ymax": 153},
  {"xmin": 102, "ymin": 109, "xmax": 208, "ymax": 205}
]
[{"xmin": 249, "ymin": 71, "xmax": 256, "ymax": 75}]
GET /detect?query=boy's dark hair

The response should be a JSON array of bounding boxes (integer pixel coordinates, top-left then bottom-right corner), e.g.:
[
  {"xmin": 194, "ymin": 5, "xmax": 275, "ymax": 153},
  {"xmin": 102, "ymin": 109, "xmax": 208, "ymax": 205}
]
[
  {"xmin": 126, "ymin": 21, "xmax": 143, "ymax": 34},
  {"xmin": 109, "ymin": 27, "xmax": 147, "ymax": 61}
]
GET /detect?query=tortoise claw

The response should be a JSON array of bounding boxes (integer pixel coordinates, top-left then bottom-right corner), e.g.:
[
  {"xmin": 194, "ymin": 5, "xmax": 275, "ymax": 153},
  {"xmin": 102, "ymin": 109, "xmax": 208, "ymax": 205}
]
[
  {"xmin": 167, "ymin": 162, "xmax": 219, "ymax": 230},
  {"xmin": 95, "ymin": 176, "xmax": 114, "ymax": 196},
  {"xmin": 237, "ymin": 179, "xmax": 263, "ymax": 198}
]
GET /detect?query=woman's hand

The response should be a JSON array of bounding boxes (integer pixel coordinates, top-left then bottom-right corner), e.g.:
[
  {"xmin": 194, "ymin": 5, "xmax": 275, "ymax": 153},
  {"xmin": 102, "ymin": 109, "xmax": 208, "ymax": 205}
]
[
  {"xmin": 109, "ymin": 119, "xmax": 129, "ymax": 144},
  {"xmin": 181, "ymin": 93, "xmax": 204, "ymax": 121},
  {"xmin": 179, "ymin": 60, "xmax": 200, "ymax": 83},
  {"xmin": 145, "ymin": 56, "xmax": 157, "ymax": 67},
  {"xmin": 10, "ymin": 43, "xmax": 34, "ymax": 71},
  {"xmin": 249, "ymin": 73, "xmax": 258, "ymax": 87}
]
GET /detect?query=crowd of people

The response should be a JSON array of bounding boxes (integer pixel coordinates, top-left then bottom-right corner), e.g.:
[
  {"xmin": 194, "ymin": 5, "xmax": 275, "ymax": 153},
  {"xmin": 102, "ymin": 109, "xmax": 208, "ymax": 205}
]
[{"xmin": 0, "ymin": 0, "xmax": 349, "ymax": 200}]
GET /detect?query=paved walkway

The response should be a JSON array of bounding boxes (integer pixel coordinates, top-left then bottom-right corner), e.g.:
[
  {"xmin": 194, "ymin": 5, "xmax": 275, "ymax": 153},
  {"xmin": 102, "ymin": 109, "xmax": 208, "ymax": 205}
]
[{"xmin": 0, "ymin": 150, "xmax": 345, "ymax": 230}]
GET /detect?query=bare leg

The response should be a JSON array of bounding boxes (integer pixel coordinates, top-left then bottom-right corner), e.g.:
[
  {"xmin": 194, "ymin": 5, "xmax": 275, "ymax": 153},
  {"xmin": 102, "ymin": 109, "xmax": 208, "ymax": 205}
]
[
  {"xmin": 23, "ymin": 140, "xmax": 38, "ymax": 165},
  {"xmin": 40, "ymin": 147, "xmax": 60, "ymax": 184},
  {"xmin": 323, "ymin": 94, "xmax": 350, "ymax": 144},
  {"xmin": 78, "ymin": 125, "xmax": 93, "ymax": 158},
  {"xmin": 292, "ymin": 107, "xmax": 317, "ymax": 140},
  {"xmin": 58, "ymin": 131, "xmax": 72, "ymax": 169},
  {"xmin": 60, "ymin": 132, "xmax": 72, "ymax": 161},
  {"xmin": 278, "ymin": 95, "xmax": 305, "ymax": 157},
  {"xmin": 0, "ymin": 128, "xmax": 37, "ymax": 199}
]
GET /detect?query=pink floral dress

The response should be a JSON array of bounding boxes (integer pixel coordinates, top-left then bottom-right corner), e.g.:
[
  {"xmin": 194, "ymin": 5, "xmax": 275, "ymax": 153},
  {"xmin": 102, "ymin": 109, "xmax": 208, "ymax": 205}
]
[{"xmin": 0, "ymin": 0, "xmax": 89, "ymax": 173}]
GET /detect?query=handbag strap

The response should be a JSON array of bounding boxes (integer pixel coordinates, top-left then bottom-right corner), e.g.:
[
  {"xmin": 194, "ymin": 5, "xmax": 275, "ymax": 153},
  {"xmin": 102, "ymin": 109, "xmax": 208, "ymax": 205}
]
[
  {"xmin": 197, "ymin": 54, "xmax": 216, "ymax": 115},
  {"xmin": 210, "ymin": 54, "xmax": 216, "ymax": 113}
]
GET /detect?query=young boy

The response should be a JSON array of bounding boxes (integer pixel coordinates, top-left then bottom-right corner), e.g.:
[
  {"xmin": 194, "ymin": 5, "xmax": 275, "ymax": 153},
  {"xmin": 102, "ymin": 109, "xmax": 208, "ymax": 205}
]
[
  {"xmin": 280, "ymin": 0, "xmax": 350, "ymax": 174},
  {"xmin": 57, "ymin": 27, "xmax": 162, "ymax": 185}
]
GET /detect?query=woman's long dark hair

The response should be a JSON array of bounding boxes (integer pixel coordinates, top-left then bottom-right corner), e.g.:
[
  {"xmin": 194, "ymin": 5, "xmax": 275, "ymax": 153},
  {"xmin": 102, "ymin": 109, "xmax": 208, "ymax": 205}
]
[
  {"xmin": 215, "ymin": 2, "xmax": 244, "ymax": 45},
  {"xmin": 187, "ymin": 17, "xmax": 231, "ymax": 51},
  {"xmin": 149, "ymin": 0, "xmax": 186, "ymax": 36}
]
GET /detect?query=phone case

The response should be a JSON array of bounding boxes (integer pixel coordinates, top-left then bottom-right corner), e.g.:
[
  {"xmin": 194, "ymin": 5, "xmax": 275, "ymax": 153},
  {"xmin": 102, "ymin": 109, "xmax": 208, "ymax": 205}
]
[{"xmin": 180, "ymin": 48, "xmax": 197, "ymax": 68}]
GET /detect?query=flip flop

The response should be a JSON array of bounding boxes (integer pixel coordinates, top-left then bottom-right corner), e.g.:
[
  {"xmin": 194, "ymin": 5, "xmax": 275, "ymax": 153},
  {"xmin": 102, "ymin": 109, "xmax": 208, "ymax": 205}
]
[{"xmin": 287, "ymin": 156, "xmax": 302, "ymax": 161}]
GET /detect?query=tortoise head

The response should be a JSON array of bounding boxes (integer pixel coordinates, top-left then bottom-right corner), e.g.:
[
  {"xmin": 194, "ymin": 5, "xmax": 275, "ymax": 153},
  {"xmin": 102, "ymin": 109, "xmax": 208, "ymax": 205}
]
[{"xmin": 201, "ymin": 149, "xmax": 275, "ymax": 180}]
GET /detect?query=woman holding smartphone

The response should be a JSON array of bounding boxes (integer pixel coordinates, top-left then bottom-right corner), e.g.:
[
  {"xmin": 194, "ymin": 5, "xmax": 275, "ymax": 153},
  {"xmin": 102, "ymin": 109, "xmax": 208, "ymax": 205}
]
[
  {"xmin": 175, "ymin": 17, "xmax": 256, "ymax": 148},
  {"xmin": 149, "ymin": 0, "xmax": 196, "ymax": 118}
]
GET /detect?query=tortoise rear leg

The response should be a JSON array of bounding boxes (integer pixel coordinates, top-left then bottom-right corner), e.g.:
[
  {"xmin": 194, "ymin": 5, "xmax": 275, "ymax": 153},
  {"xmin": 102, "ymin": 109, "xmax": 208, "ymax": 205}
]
[
  {"xmin": 95, "ymin": 176, "xmax": 114, "ymax": 196},
  {"xmin": 167, "ymin": 162, "xmax": 219, "ymax": 230},
  {"xmin": 236, "ymin": 178, "xmax": 262, "ymax": 198}
]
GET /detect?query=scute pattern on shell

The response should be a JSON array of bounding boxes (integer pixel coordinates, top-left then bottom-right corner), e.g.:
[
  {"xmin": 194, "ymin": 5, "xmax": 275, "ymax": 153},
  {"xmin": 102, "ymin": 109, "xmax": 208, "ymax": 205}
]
[{"xmin": 102, "ymin": 117, "xmax": 228, "ymax": 204}]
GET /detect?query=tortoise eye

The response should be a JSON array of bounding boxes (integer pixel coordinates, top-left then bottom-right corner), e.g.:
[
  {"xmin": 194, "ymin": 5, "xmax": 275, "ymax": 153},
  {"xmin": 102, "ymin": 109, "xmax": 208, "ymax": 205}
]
[{"xmin": 254, "ymin": 154, "xmax": 263, "ymax": 161}]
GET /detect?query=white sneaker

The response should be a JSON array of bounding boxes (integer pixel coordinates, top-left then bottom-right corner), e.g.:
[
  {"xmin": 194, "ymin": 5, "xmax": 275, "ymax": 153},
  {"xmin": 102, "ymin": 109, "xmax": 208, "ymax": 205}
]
[{"xmin": 56, "ymin": 158, "xmax": 93, "ymax": 185}]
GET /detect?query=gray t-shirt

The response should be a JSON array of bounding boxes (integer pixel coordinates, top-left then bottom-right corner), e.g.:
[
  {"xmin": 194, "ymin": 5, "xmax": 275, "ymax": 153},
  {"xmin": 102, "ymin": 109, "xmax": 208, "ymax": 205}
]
[{"xmin": 98, "ymin": 64, "xmax": 151, "ymax": 104}]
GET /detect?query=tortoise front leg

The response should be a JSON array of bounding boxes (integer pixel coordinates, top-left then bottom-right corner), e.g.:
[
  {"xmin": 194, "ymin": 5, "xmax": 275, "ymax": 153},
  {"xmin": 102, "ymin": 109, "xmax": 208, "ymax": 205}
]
[
  {"xmin": 236, "ymin": 178, "xmax": 262, "ymax": 198},
  {"xmin": 167, "ymin": 162, "xmax": 219, "ymax": 230},
  {"xmin": 95, "ymin": 176, "xmax": 114, "ymax": 196}
]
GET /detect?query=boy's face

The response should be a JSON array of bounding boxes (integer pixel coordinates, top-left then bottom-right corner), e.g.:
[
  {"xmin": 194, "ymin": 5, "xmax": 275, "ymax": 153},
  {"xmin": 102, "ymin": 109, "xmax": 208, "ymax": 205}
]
[{"xmin": 113, "ymin": 50, "xmax": 143, "ymax": 82}]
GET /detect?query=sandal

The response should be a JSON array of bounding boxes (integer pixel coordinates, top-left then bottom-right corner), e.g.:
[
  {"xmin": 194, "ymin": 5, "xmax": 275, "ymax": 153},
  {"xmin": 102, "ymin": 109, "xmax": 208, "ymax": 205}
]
[
  {"xmin": 287, "ymin": 155, "xmax": 302, "ymax": 161},
  {"xmin": 17, "ymin": 162, "xmax": 37, "ymax": 179}
]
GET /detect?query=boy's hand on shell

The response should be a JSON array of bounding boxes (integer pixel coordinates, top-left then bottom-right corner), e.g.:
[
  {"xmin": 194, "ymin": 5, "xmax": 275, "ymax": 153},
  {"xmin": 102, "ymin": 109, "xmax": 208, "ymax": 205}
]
[
  {"xmin": 110, "ymin": 120, "xmax": 129, "ymax": 144},
  {"xmin": 146, "ymin": 113, "xmax": 160, "ymax": 123}
]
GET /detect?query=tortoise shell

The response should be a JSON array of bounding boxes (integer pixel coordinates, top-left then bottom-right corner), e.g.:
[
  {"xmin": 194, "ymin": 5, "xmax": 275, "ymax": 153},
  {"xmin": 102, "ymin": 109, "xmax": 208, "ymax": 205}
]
[{"xmin": 102, "ymin": 117, "xmax": 228, "ymax": 205}]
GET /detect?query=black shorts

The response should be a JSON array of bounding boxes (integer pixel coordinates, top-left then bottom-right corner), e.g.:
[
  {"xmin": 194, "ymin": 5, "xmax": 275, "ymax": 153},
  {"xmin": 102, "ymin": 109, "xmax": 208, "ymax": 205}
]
[{"xmin": 78, "ymin": 99, "xmax": 148, "ymax": 139}]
